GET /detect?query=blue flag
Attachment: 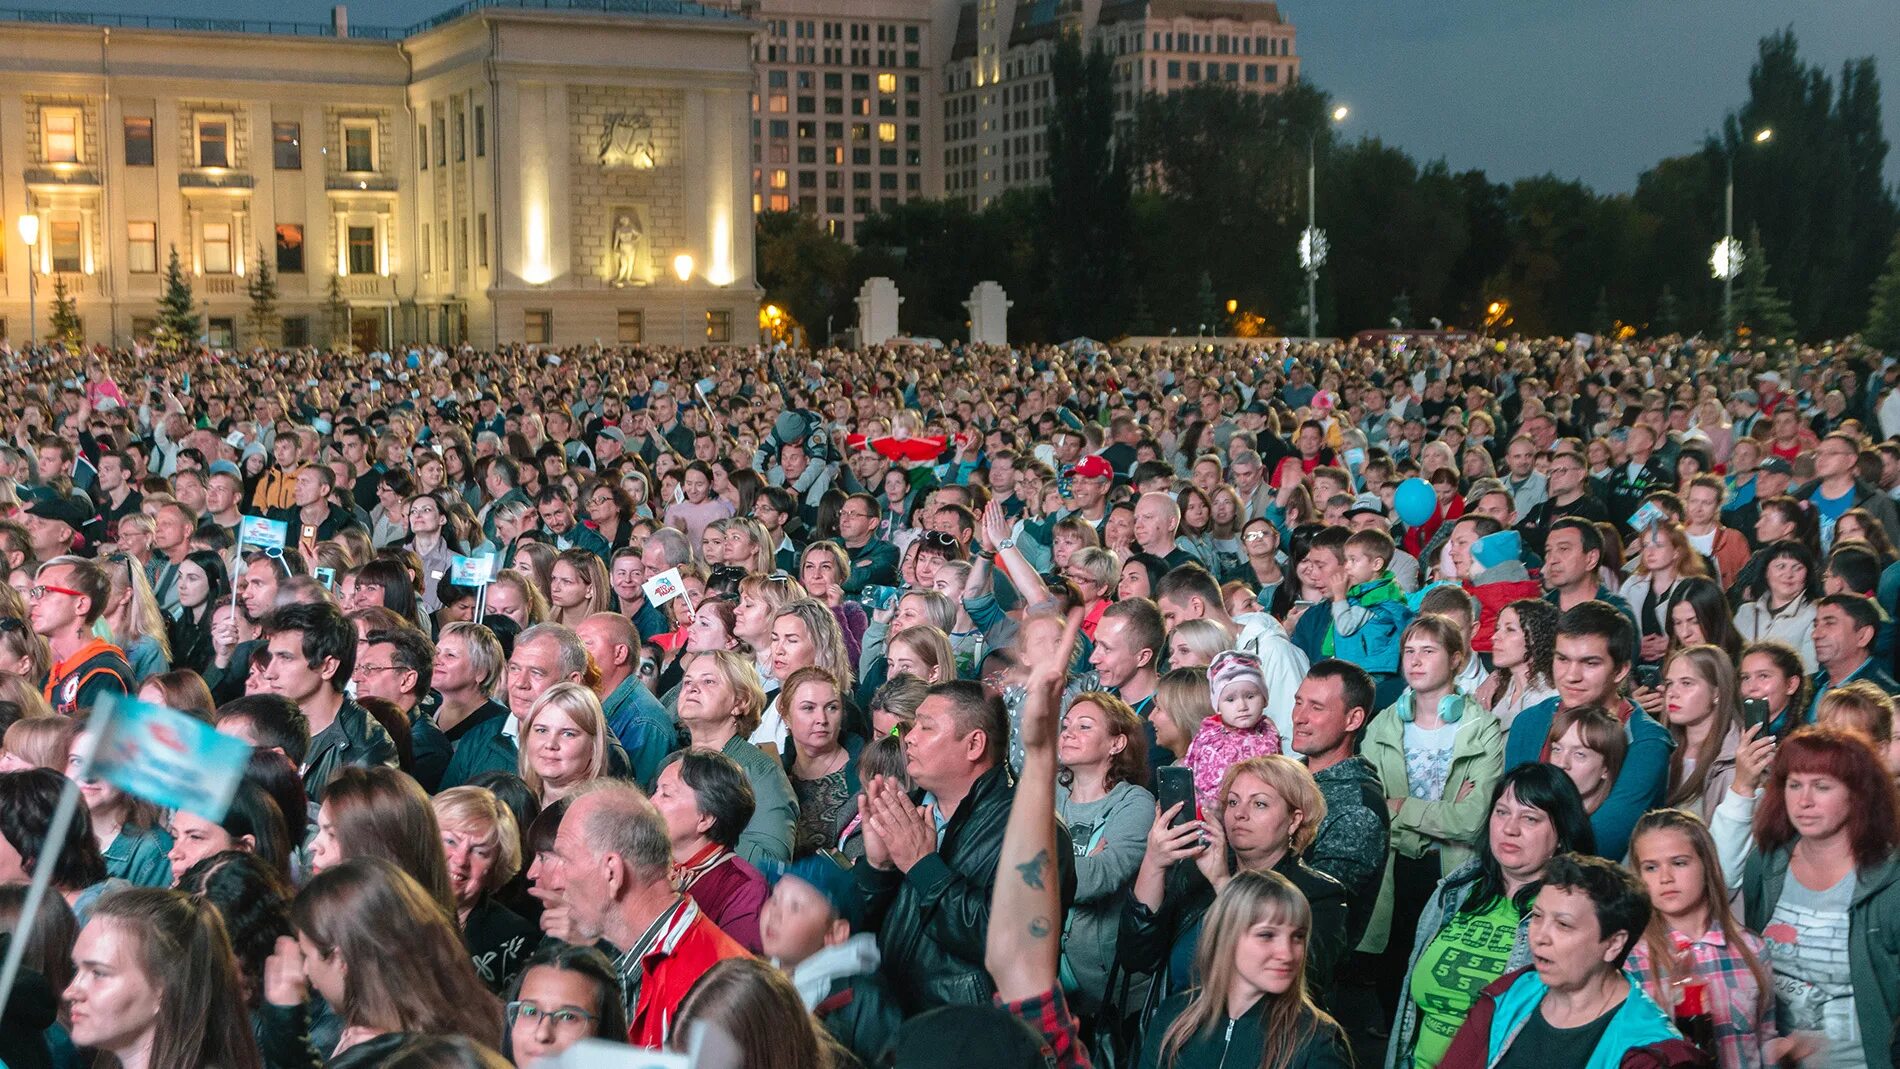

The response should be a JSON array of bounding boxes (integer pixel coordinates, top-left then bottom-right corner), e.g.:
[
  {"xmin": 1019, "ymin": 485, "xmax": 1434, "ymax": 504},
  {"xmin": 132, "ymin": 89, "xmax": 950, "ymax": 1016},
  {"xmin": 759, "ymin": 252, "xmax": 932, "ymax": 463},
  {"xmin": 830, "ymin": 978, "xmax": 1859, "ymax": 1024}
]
[
  {"xmin": 239, "ymin": 515, "xmax": 288, "ymax": 551},
  {"xmin": 88, "ymin": 694, "xmax": 252, "ymax": 820}
]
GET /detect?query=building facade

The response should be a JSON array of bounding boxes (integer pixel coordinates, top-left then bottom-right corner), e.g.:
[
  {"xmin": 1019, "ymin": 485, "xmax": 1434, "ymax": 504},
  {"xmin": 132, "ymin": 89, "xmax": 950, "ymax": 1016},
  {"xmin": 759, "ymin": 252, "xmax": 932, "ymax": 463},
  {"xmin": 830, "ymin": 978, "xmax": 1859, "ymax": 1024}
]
[
  {"xmin": 743, "ymin": 0, "xmax": 941, "ymax": 243},
  {"xmin": 0, "ymin": 0, "xmax": 762, "ymax": 352},
  {"xmin": 942, "ymin": 0, "xmax": 1295, "ymax": 208}
]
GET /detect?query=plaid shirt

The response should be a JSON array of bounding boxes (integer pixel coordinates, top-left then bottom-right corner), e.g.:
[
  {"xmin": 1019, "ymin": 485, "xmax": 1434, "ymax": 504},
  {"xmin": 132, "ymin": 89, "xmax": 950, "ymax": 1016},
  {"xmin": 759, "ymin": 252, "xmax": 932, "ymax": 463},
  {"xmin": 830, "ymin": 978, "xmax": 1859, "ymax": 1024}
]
[
  {"xmin": 996, "ymin": 986, "xmax": 1094, "ymax": 1069},
  {"xmin": 1625, "ymin": 926, "xmax": 1772, "ymax": 1069}
]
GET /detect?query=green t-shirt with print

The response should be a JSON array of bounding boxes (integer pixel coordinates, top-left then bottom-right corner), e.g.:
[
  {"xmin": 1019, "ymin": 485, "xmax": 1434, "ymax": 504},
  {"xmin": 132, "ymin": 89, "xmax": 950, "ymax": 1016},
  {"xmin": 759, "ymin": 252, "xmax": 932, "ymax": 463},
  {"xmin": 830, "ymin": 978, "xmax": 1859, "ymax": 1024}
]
[{"xmin": 1409, "ymin": 891, "xmax": 1522, "ymax": 1069}]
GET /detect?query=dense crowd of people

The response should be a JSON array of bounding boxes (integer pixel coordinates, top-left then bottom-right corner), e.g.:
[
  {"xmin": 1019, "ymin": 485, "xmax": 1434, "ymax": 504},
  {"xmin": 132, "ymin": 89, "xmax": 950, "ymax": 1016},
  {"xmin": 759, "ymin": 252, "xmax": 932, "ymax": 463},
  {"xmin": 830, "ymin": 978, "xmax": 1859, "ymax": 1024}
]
[{"xmin": 1, "ymin": 333, "xmax": 1900, "ymax": 1069}]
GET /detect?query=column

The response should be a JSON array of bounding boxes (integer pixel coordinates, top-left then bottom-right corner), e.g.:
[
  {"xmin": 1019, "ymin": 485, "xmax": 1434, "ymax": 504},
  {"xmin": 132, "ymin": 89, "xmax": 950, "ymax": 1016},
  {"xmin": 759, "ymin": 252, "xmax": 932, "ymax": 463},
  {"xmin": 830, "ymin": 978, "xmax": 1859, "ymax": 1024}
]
[
  {"xmin": 80, "ymin": 207, "xmax": 95, "ymax": 275},
  {"xmin": 335, "ymin": 209, "xmax": 349, "ymax": 276}
]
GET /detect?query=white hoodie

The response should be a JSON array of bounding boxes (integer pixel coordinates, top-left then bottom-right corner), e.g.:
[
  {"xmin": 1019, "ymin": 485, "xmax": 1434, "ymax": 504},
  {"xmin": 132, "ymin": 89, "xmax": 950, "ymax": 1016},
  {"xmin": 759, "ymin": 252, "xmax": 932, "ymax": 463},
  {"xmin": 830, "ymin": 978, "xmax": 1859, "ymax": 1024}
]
[
  {"xmin": 1233, "ymin": 611, "xmax": 1310, "ymax": 756},
  {"xmin": 783, "ymin": 932, "xmax": 882, "ymax": 1010}
]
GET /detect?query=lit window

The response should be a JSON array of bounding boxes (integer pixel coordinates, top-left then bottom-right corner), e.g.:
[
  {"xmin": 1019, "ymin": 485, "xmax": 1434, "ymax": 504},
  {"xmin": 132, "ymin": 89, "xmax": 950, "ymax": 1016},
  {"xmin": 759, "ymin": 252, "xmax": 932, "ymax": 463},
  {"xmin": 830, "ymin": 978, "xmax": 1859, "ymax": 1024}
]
[
  {"xmin": 202, "ymin": 222, "xmax": 232, "ymax": 274},
  {"xmin": 43, "ymin": 109, "xmax": 79, "ymax": 164},
  {"xmin": 127, "ymin": 222, "xmax": 157, "ymax": 274},
  {"xmin": 877, "ymin": 123, "xmax": 896, "ymax": 143},
  {"xmin": 347, "ymin": 225, "xmax": 376, "ymax": 275},
  {"xmin": 877, "ymin": 72, "xmax": 897, "ymax": 93},
  {"xmin": 196, "ymin": 119, "xmax": 229, "ymax": 168},
  {"xmin": 770, "ymin": 169, "xmax": 789, "ymax": 189}
]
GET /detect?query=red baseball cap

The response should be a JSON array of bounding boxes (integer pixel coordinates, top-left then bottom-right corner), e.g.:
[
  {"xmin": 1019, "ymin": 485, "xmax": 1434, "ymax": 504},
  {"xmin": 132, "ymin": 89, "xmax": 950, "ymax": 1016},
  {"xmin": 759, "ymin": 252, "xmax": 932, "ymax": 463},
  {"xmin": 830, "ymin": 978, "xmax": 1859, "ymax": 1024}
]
[{"xmin": 1064, "ymin": 456, "xmax": 1114, "ymax": 481}]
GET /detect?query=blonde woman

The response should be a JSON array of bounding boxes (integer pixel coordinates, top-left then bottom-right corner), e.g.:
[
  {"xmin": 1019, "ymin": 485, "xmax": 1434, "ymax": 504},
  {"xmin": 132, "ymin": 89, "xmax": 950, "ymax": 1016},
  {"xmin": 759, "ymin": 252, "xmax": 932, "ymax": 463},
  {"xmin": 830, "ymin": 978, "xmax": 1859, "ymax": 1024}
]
[
  {"xmin": 431, "ymin": 786, "xmax": 536, "ymax": 995},
  {"xmin": 483, "ymin": 569, "xmax": 549, "ymax": 630},
  {"xmin": 719, "ymin": 517, "xmax": 775, "ymax": 575},
  {"xmin": 675, "ymin": 649, "xmax": 799, "ymax": 865},
  {"xmin": 1138, "ymin": 869, "xmax": 1350, "ymax": 1069},
  {"xmin": 757, "ymin": 597, "xmax": 854, "ymax": 755},
  {"xmin": 1166, "ymin": 618, "xmax": 1235, "ymax": 671},
  {"xmin": 887, "ymin": 625, "xmax": 955, "ymax": 685},
  {"xmin": 517, "ymin": 681, "xmax": 611, "ymax": 805},
  {"xmin": 0, "ymin": 670, "xmax": 54, "ymax": 722},
  {"xmin": 101, "ymin": 551, "xmax": 172, "ymax": 683},
  {"xmin": 546, "ymin": 549, "xmax": 611, "ymax": 627},
  {"xmin": 734, "ymin": 573, "xmax": 807, "ymax": 690},
  {"xmin": 0, "ymin": 616, "xmax": 52, "ymax": 682}
]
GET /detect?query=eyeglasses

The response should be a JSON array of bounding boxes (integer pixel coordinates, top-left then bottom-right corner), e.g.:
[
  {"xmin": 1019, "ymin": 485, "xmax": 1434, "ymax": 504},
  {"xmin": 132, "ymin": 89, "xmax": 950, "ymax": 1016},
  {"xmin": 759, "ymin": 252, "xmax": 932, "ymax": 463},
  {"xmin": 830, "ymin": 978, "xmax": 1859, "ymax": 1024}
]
[
  {"xmin": 1243, "ymin": 531, "xmax": 1270, "ymax": 543},
  {"xmin": 30, "ymin": 584, "xmax": 83, "ymax": 600},
  {"xmin": 355, "ymin": 664, "xmax": 402, "ymax": 675},
  {"xmin": 506, "ymin": 1002, "xmax": 599, "ymax": 1030}
]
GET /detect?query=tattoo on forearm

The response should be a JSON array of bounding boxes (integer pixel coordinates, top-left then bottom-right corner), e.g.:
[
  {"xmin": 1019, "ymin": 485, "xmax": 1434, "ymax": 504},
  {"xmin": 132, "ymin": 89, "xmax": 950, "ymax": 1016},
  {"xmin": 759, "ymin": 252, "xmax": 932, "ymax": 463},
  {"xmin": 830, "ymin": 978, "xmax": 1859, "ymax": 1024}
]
[
  {"xmin": 1029, "ymin": 916, "xmax": 1051, "ymax": 939},
  {"xmin": 1016, "ymin": 849, "xmax": 1049, "ymax": 890}
]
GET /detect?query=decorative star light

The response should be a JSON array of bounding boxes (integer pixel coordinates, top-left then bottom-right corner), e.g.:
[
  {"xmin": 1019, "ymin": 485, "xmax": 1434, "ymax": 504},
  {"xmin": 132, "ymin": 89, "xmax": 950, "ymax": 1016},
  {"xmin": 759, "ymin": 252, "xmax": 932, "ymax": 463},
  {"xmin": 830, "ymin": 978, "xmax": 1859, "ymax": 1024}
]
[
  {"xmin": 1710, "ymin": 237, "xmax": 1744, "ymax": 281},
  {"xmin": 1299, "ymin": 226, "xmax": 1328, "ymax": 270}
]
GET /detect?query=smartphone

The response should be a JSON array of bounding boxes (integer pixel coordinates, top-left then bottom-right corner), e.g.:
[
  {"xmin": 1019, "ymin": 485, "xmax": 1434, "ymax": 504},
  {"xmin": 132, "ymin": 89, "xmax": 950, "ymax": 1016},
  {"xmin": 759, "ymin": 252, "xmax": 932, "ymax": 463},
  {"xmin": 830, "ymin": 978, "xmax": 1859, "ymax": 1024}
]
[
  {"xmin": 314, "ymin": 567, "xmax": 336, "ymax": 591},
  {"xmin": 1742, "ymin": 697, "xmax": 1771, "ymax": 733},
  {"xmin": 302, "ymin": 525, "xmax": 317, "ymax": 541},
  {"xmin": 1056, "ymin": 476, "xmax": 1073, "ymax": 498},
  {"xmin": 1155, "ymin": 766, "xmax": 1197, "ymax": 829}
]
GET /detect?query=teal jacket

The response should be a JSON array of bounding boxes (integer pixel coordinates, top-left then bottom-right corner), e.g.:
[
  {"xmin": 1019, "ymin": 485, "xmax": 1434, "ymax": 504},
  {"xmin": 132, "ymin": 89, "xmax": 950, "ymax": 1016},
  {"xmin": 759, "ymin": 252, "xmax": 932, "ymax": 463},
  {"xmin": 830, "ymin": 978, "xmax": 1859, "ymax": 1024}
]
[
  {"xmin": 1743, "ymin": 844, "xmax": 1900, "ymax": 1069},
  {"xmin": 1505, "ymin": 696, "xmax": 1673, "ymax": 861},
  {"xmin": 1446, "ymin": 967, "xmax": 1683, "ymax": 1069}
]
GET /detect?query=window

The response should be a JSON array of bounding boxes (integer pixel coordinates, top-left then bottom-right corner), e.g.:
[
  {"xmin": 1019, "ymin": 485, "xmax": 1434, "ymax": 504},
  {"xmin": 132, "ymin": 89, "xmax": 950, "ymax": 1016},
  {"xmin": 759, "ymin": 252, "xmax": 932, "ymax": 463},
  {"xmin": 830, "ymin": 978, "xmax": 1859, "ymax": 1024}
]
[
  {"xmin": 877, "ymin": 72, "xmax": 897, "ymax": 93},
  {"xmin": 122, "ymin": 221, "xmax": 158, "ymax": 274},
  {"xmin": 420, "ymin": 233, "xmax": 431, "ymax": 274},
  {"xmin": 42, "ymin": 108, "xmax": 80, "ymax": 164},
  {"xmin": 276, "ymin": 223, "xmax": 304, "ymax": 274},
  {"xmin": 457, "ymin": 220, "xmax": 468, "ymax": 269},
  {"xmin": 770, "ymin": 169, "xmax": 789, "ymax": 189},
  {"xmin": 434, "ymin": 117, "xmax": 446, "ymax": 167},
  {"xmin": 418, "ymin": 124, "xmax": 429, "ymax": 169},
  {"xmin": 618, "ymin": 310, "xmax": 643, "ymax": 343},
  {"xmin": 706, "ymin": 310, "xmax": 731, "ymax": 343},
  {"xmin": 344, "ymin": 122, "xmax": 375, "ymax": 172},
  {"xmin": 523, "ymin": 309, "xmax": 551, "ymax": 344},
  {"xmin": 131, "ymin": 317, "xmax": 156, "ymax": 342},
  {"xmin": 196, "ymin": 118, "xmax": 229, "ymax": 168},
  {"xmin": 477, "ymin": 214, "xmax": 489, "ymax": 268},
  {"xmin": 123, "ymin": 118, "xmax": 153, "ymax": 166},
  {"xmin": 202, "ymin": 221, "xmax": 233, "ymax": 274},
  {"xmin": 207, "ymin": 318, "xmax": 235, "ymax": 348},
  {"xmin": 47, "ymin": 219, "xmax": 81, "ymax": 272},
  {"xmin": 281, "ymin": 316, "xmax": 309, "ymax": 347},
  {"xmin": 455, "ymin": 112, "xmax": 466, "ymax": 161},
  {"xmin": 273, "ymin": 122, "xmax": 302, "ymax": 169},
  {"xmin": 347, "ymin": 225, "xmax": 376, "ymax": 275}
]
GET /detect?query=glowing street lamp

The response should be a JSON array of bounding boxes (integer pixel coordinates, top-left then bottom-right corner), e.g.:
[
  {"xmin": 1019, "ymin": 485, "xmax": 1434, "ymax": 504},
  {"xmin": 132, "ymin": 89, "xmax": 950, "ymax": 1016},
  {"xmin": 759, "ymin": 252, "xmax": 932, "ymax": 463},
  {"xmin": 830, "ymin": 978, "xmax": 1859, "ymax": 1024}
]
[
  {"xmin": 16, "ymin": 215, "xmax": 38, "ymax": 347},
  {"xmin": 1716, "ymin": 127, "xmax": 1772, "ymax": 335},
  {"xmin": 1295, "ymin": 105, "xmax": 1350, "ymax": 338},
  {"xmin": 672, "ymin": 253, "xmax": 695, "ymax": 283}
]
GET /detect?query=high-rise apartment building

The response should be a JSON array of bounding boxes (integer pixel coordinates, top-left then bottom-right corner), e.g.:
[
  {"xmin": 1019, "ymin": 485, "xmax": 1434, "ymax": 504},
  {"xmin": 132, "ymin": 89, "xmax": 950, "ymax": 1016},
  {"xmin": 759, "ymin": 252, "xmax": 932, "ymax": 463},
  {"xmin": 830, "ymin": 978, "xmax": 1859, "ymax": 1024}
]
[
  {"xmin": 943, "ymin": 0, "xmax": 1295, "ymax": 208},
  {"xmin": 738, "ymin": 0, "xmax": 942, "ymax": 242}
]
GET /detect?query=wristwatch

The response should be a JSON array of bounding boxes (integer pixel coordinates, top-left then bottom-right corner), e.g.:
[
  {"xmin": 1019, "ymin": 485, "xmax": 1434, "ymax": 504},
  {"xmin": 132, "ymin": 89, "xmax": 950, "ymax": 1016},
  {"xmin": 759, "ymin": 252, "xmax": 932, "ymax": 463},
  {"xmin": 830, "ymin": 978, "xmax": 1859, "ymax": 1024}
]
[{"xmin": 997, "ymin": 538, "xmax": 1016, "ymax": 551}]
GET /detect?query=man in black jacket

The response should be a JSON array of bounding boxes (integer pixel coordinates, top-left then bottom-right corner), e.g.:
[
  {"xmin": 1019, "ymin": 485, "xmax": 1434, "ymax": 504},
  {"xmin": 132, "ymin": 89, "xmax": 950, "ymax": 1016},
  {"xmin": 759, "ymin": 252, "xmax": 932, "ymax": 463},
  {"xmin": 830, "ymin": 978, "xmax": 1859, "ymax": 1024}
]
[
  {"xmin": 260, "ymin": 601, "xmax": 396, "ymax": 800},
  {"xmin": 854, "ymin": 680, "xmax": 1072, "ymax": 1013}
]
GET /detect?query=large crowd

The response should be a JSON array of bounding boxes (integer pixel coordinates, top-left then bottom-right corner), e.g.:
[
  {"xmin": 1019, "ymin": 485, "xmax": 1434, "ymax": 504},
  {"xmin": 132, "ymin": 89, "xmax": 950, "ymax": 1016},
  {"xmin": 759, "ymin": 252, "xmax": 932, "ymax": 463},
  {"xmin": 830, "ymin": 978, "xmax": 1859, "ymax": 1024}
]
[{"xmin": 1, "ymin": 333, "xmax": 1899, "ymax": 1069}]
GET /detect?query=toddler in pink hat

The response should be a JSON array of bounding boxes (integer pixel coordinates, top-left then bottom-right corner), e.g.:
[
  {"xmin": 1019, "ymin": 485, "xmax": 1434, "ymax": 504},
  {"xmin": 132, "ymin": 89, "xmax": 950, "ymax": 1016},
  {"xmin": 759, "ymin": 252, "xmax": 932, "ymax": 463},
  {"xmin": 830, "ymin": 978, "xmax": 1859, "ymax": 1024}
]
[{"xmin": 1182, "ymin": 649, "xmax": 1283, "ymax": 808}]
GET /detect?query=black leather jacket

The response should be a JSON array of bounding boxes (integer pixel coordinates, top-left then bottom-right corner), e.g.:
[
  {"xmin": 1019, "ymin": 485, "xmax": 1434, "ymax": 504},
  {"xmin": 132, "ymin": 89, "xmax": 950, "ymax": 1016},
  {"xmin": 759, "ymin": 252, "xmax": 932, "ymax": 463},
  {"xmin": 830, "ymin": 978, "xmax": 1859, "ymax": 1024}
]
[{"xmin": 853, "ymin": 761, "xmax": 1074, "ymax": 1013}]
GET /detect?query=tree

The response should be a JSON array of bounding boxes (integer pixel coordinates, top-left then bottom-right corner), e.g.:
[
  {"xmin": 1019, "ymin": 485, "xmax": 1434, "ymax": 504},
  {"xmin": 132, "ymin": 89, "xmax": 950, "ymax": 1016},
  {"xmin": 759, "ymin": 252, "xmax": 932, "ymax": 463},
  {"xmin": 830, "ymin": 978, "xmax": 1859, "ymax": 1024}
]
[
  {"xmin": 1654, "ymin": 284, "xmax": 1682, "ymax": 336},
  {"xmin": 756, "ymin": 211, "xmax": 853, "ymax": 347},
  {"xmin": 1866, "ymin": 234, "xmax": 1900, "ymax": 350},
  {"xmin": 324, "ymin": 274, "xmax": 352, "ymax": 352},
  {"xmin": 155, "ymin": 246, "xmax": 200, "ymax": 355},
  {"xmin": 1389, "ymin": 290, "xmax": 1412, "ymax": 329},
  {"xmin": 1046, "ymin": 34, "xmax": 1131, "ymax": 339},
  {"xmin": 1732, "ymin": 224, "xmax": 1796, "ymax": 341},
  {"xmin": 48, "ymin": 275, "xmax": 82, "ymax": 349},
  {"xmin": 1195, "ymin": 271, "xmax": 1217, "ymax": 334},
  {"xmin": 246, "ymin": 245, "xmax": 279, "ymax": 347}
]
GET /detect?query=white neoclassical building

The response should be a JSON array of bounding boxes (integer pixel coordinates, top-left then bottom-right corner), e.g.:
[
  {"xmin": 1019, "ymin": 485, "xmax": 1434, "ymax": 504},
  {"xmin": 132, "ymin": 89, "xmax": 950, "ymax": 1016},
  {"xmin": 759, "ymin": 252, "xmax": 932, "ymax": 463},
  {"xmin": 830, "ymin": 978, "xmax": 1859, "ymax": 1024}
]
[{"xmin": 0, "ymin": 0, "xmax": 762, "ymax": 350}]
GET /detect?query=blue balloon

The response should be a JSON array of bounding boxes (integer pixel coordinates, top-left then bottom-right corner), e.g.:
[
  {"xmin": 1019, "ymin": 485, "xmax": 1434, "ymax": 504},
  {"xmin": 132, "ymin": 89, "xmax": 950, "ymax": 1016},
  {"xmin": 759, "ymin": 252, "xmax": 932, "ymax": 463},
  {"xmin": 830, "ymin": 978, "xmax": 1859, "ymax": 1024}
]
[{"xmin": 1394, "ymin": 478, "xmax": 1437, "ymax": 527}]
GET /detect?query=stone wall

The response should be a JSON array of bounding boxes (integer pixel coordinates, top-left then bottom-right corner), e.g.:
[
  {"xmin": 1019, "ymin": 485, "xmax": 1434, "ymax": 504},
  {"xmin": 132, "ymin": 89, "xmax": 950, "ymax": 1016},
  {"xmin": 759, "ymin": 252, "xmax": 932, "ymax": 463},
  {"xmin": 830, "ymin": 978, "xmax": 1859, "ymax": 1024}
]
[{"xmin": 566, "ymin": 85, "xmax": 686, "ymax": 286}]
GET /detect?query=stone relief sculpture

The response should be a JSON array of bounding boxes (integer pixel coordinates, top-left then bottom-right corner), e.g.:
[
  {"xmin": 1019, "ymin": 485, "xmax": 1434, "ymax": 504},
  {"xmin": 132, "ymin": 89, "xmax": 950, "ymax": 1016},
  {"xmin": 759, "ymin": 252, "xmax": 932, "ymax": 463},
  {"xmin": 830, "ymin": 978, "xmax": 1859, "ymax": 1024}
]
[{"xmin": 598, "ymin": 112, "xmax": 657, "ymax": 169}]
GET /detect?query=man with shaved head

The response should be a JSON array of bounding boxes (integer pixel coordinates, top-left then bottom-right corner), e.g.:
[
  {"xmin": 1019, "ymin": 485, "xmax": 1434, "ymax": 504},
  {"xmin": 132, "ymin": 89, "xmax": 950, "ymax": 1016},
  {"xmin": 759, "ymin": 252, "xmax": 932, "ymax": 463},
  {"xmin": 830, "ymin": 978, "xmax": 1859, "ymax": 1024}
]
[
  {"xmin": 1133, "ymin": 490, "xmax": 1197, "ymax": 569},
  {"xmin": 578, "ymin": 611, "xmax": 675, "ymax": 786}
]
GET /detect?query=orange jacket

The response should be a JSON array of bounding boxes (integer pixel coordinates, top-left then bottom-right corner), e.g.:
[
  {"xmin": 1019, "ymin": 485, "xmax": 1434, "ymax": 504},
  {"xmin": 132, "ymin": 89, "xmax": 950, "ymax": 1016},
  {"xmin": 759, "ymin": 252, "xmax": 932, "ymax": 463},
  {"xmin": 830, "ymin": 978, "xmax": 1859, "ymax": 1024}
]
[{"xmin": 625, "ymin": 896, "xmax": 751, "ymax": 1048}]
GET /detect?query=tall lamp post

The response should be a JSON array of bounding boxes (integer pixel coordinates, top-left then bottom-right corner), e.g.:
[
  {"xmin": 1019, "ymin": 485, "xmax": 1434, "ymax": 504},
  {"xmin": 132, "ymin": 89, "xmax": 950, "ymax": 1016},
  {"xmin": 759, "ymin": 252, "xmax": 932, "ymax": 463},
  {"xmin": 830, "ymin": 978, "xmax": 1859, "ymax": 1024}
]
[
  {"xmin": 16, "ymin": 215, "xmax": 38, "ymax": 347},
  {"xmin": 1713, "ymin": 126, "xmax": 1772, "ymax": 336},
  {"xmin": 1298, "ymin": 105, "xmax": 1350, "ymax": 340}
]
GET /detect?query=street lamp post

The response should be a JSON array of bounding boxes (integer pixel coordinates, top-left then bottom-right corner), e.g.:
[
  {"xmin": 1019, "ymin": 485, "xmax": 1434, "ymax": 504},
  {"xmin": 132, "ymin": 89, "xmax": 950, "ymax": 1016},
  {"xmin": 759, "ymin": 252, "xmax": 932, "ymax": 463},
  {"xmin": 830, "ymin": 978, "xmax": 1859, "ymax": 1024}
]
[
  {"xmin": 16, "ymin": 215, "xmax": 38, "ymax": 348},
  {"xmin": 1716, "ymin": 127, "xmax": 1772, "ymax": 336},
  {"xmin": 1297, "ymin": 105, "xmax": 1349, "ymax": 340}
]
